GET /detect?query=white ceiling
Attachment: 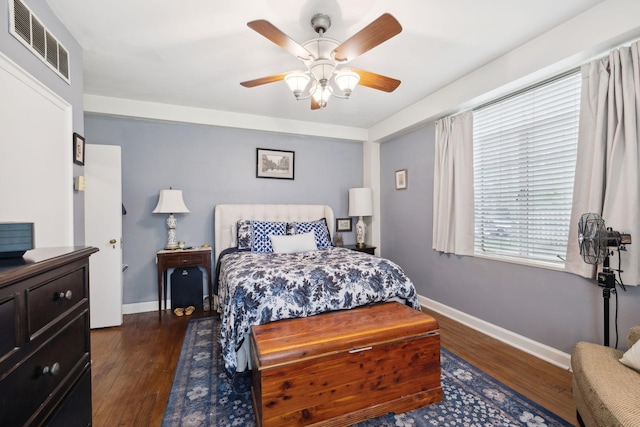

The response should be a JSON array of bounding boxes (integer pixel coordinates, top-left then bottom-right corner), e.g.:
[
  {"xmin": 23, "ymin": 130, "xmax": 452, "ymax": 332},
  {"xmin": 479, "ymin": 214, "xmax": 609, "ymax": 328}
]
[{"xmin": 46, "ymin": 0, "xmax": 605, "ymax": 130}]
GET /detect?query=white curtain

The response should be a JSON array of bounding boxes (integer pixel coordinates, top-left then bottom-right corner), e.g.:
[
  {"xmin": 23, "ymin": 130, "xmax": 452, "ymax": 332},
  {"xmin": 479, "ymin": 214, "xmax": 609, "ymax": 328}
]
[
  {"xmin": 565, "ymin": 41, "xmax": 640, "ymax": 286},
  {"xmin": 432, "ymin": 111, "xmax": 474, "ymax": 255}
]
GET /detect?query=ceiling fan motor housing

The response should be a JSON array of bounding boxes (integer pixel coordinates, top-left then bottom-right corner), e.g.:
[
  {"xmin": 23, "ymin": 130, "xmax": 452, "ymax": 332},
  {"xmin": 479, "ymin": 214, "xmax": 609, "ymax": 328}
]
[{"xmin": 310, "ymin": 14, "xmax": 331, "ymax": 34}]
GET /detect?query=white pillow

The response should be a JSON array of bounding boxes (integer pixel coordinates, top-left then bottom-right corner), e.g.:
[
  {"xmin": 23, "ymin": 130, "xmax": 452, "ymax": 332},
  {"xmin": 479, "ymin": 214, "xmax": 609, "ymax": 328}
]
[
  {"xmin": 620, "ymin": 340, "xmax": 640, "ymax": 371},
  {"xmin": 270, "ymin": 231, "xmax": 317, "ymax": 254}
]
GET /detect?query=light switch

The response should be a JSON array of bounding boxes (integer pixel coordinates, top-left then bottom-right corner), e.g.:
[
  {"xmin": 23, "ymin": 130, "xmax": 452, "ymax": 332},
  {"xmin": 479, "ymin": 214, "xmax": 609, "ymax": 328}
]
[{"xmin": 74, "ymin": 176, "xmax": 85, "ymax": 191}]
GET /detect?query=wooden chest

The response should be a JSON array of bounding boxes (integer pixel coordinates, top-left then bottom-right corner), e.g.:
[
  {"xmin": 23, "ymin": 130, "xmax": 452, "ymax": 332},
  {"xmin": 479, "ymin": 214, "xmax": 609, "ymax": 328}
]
[{"xmin": 250, "ymin": 302, "xmax": 442, "ymax": 427}]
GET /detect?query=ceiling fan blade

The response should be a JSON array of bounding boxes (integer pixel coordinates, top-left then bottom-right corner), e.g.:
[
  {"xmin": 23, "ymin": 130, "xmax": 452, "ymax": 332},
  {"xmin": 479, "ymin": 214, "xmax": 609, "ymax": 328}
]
[
  {"xmin": 247, "ymin": 20, "xmax": 312, "ymax": 60},
  {"xmin": 351, "ymin": 68, "xmax": 401, "ymax": 92},
  {"xmin": 310, "ymin": 97, "xmax": 322, "ymax": 110},
  {"xmin": 240, "ymin": 73, "xmax": 289, "ymax": 88},
  {"xmin": 333, "ymin": 14, "xmax": 402, "ymax": 62}
]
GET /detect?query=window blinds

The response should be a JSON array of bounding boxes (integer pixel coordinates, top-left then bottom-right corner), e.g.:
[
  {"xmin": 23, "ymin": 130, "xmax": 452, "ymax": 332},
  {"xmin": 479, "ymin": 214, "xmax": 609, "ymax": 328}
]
[{"xmin": 473, "ymin": 72, "xmax": 581, "ymax": 263}]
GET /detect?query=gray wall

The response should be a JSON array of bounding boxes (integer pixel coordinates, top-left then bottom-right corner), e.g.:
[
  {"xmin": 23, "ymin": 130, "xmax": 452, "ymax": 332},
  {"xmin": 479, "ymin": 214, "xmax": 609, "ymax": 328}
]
[
  {"xmin": 380, "ymin": 122, "xmax": 640, "ymax": 354},
  {"xmin": 85, "ymin": 114, "xmax": 364, "ymax": 305},
  {"xmin": 0, "ymin": 0, "xmax": 85, "ymax": 244}
]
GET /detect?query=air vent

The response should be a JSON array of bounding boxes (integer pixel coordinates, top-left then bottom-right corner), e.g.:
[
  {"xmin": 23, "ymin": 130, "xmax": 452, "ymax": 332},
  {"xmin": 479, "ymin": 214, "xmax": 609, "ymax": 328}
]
[{"xmin": 9, "ymin": 0, "xmax": 70, "ymax": 83}]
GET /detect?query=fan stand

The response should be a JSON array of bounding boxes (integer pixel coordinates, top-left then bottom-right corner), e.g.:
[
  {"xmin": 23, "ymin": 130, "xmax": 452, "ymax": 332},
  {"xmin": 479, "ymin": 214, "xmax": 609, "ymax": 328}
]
[{"xmin": 597, "ymin": 254, "xmax": 616, "ymax": 347}]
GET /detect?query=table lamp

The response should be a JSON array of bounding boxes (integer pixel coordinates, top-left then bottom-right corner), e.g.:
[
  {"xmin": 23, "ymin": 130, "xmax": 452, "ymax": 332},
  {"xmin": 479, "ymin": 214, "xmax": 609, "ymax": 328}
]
[
  {"xmin": 152, "ymin": 188, "xmax": 190, "ymax": 249},
  {"xmin": 348, "ymin": 187, "xmax": 373, "ymax": 248}
]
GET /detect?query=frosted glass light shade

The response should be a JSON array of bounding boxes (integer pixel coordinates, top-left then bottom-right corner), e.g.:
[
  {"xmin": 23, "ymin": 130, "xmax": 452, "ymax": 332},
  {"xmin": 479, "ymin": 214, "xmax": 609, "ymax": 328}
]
[
  {"xmin": 284, "ymin": 71, "xmax": 310, "ymax": 98},
  {"xmin": 312, "ymin": 84, "xmax": 331, "ymax": 103},
  {"xmin": 348, "ymin": 188, "xmax": 373, "ymax": 217},
  {"xmin": 335, "ymin": 70, "xmax": 360, "ymax": 96},
  {"xmin": 152, "ymin": 189, "xmax": 190, "ymax": 214}
]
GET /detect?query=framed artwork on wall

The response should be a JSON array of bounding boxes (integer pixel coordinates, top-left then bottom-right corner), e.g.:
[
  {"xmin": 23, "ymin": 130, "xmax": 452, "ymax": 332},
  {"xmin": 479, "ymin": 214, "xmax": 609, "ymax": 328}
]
[
  {"xmin": 395, "ymin": 169, "xmax": 408, "ymax": 190},
  {"xmin": 73, "ymin": 133, "xmax": 85, "ymax": 165},
  {"xmin": 335, "ymin": 218, "xmax": 352, "ymax": 232},
  {"xmin": 256, "ymin": 148, "xmax": 295, "ymax": 179}
]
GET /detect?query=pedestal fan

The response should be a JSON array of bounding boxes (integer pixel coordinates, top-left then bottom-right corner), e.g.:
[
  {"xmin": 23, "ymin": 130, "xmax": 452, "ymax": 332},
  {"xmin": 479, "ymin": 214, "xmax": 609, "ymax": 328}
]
[{"xmin": 578, "ymin": 213, "xmax": 631, "ymax": 347}]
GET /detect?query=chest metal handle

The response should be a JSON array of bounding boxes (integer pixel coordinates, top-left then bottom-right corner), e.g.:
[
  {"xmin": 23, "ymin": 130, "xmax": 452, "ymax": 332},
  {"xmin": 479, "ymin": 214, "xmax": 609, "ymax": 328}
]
[{"xmin": 349, "ymin": 346, "xmax": 372, "ymax": 354}]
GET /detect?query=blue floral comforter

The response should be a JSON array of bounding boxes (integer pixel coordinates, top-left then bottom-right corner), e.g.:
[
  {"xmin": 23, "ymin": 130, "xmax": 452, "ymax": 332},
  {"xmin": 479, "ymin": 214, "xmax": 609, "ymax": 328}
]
[{"xmin": 218, "ymin": 246, "xmax": 419, "ymax": 373}]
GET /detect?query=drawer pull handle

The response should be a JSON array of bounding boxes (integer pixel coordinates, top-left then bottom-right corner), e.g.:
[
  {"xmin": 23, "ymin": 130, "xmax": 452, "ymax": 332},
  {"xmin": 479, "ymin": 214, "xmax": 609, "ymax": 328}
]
[
  {"xmin": 57, "ymin": 290, "xmax": 73, "ymax": 300},
  {"xmin": 42, "ymin": 362, "xmax": 61, "ymax": 376},
  {"xmin": 349, "ymin": 346, "xmax": 372, "ymax": 354}
]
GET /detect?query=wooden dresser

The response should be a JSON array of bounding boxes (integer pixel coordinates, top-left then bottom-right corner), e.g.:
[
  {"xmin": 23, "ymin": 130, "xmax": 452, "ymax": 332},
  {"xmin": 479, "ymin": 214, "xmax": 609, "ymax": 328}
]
[{"xmin": 0, "ymin": 247, "xmax": 98, "ymax": 426}]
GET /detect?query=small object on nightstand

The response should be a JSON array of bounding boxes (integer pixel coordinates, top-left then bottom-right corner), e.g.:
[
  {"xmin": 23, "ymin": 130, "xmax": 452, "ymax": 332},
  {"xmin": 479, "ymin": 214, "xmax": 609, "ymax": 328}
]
[
  {"xmin": 344, "ymin": 244, "xmax": 376, "ymax": 255},
  {"xmin": 334, "ymin": 233, "xmax": 343, "ymax": 247}
]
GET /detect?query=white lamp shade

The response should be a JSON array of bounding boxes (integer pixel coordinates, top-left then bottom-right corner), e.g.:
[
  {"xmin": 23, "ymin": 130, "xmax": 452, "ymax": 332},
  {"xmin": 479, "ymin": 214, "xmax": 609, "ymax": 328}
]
[
  {"xmin": 152, "ymin": 189, "xmax": 190, "ymax": 214},
  {"xmin": 335, "ymin": 69, "xmax": 360, "ymax": 94},
  {"xmin": 348, "ymin": 187, "xmax": 373, "ymax": 217},
  {"xmin": 312, "ymin": 84, "xmax": 331, "ymax": 103},
  {"xmin": 284, "ymin": 71, "xmax": 310, "ymax": 96}
]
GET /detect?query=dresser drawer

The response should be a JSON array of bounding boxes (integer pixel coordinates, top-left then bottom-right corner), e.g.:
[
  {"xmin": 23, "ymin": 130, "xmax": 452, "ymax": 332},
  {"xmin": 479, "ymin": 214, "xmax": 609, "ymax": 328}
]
[
  {"xmin": 174, "ymin": 252, "xmax": 208, "ymax": 266},
  {"xmin": 0, "ymin": 293, "xmax": 20, "ymax": 364},
  {"xmin": 46, "ymin": 366, "xmax": 92, "ymax": 427},
  {"xmin": 0, "ymin": 311, "xmax": 89, "ymax": 426},
  {"xmin": 26, "ymin": 268, "xmax": 86, "ymax": 340}
]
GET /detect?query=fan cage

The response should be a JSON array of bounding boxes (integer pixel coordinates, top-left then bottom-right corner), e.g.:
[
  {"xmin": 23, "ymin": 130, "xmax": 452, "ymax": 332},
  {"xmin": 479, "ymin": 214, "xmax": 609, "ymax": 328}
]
[{"xmin": 578, "ymin": 213, "xmax": 607, "ymax": 265}]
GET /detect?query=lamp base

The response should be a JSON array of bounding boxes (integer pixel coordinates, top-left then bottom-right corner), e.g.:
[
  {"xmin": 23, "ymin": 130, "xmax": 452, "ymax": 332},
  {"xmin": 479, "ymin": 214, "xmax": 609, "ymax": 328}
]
[
  {"xmin": 355, "ymin": 216, "xmax": 366, "ymax": 248},
  {"xmin": 165, "ymin": 214, "xmax": 179, "ymax": 250}
]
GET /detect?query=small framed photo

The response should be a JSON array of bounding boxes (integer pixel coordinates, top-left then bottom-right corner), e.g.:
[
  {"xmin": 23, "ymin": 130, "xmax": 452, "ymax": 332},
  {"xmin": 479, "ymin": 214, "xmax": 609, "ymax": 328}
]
[
  {"xmin": 73, "ymin": 133, "xmax": 85, "ymax": 165},
  {"xmin": 335, "ymin": 218, "xmax": 352, "ymax": 232},
  {"xmin": 395, "ymin": 169, "xmax": 408, "ymax": 190},
  {"xmin": 256, "ymin": 148, "xmax": 295, "ymax": 180}
]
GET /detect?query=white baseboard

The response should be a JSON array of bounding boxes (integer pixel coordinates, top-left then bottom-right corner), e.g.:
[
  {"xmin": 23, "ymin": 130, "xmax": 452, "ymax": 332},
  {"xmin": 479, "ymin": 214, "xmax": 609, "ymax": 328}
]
[
  {"xmin": 418, "ymin": 295, "xmax": 571, "ymax": 371},
  {"xmin": 123, "ymin": 295, "xmax": 214, "ymax": 315},
  {"xmin": 123, "ymin": 300, "xmax": 164, "ymax": 315}
]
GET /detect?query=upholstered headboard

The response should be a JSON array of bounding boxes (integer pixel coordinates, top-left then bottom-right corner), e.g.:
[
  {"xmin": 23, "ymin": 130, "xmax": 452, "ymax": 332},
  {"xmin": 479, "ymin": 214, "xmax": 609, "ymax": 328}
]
[{"xmin": 213, "ymin": 204, "xmax": 335, "ymax": 261}]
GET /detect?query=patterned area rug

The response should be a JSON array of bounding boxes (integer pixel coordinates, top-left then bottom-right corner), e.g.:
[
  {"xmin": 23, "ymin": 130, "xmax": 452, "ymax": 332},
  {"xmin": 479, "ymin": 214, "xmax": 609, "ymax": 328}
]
[{"xmin": 162, "ymin": 317, "xmax": 572, "ymax": 427}]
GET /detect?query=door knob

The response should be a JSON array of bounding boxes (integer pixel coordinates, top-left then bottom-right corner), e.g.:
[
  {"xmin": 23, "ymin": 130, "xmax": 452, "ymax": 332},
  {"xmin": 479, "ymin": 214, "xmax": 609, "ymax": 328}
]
[{"xmin": 109, "ymin": 238, "xmax": 117, "ymax": 248}]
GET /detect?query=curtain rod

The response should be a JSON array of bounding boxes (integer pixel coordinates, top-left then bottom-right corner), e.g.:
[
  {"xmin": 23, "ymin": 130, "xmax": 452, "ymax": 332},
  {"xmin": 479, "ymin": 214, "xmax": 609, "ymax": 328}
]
[{"xmin": 473, "ymin": 67, "xmax": 581, "ymax": 112}]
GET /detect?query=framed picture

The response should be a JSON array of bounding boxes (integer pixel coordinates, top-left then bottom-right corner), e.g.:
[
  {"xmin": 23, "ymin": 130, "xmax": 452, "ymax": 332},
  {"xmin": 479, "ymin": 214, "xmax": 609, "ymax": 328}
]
[
  {"xmin": 395, "ymin": 169, "xmax": 408, "ymax": 190},
  {"xmin": 256, "ymin": 148, "xmax": 295, "ymax": 179},
  {"xmin": 335, "ymin": 217, "xmax": 352, "ymax": 232},
  {"xmin": 73, "ymin": 133, "xmax": 85, "ymax": 165}
]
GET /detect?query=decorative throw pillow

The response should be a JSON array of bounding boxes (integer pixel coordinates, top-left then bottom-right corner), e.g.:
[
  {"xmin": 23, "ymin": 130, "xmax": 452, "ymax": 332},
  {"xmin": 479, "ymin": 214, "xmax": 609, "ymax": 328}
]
[
  {"xmin": 270, "ymin": 232, "xmax": 317, "ymax": 254},
  {"xmin": 250, "ymin": 220, "xmax": 286, "ymax": 253},
  {"xmin": 620, "ymin": 340, "xmax": 640, "ymax": 371},
  {"xmin": 288, "ymin": 218, "xmax": 332, "ymax": 249},
  {"xmin": 236, "ymin": 220, "xmax": 252, "ymax": 250}
]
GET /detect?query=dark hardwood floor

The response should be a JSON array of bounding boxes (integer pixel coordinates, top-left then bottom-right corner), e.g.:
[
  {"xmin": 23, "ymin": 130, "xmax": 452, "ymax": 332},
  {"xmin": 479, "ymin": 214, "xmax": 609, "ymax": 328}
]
[{"xmin": 90, "ymin": 308, "xmax": 577, "ymax": 427}]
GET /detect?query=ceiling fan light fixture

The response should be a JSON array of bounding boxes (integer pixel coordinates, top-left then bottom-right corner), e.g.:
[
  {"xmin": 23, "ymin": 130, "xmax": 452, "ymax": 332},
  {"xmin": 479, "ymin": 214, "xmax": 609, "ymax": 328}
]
[
  {"xmin": 242, "ymin": 13, "xmax": 402, "ymax": 110},
  {"xmin": 284, "ymin": 71, "xmax": 311, "ymax": 98},
  {"xmin": 310, "ymin": 59, "xmax": 336, "ymax": 83},
  {"xmin": 335, "ymin": 69, "xmax": 360, "ymax": 97},
  {"xmin": 311, "ymin": 83, "xmax": 330, "ymax": 108}
]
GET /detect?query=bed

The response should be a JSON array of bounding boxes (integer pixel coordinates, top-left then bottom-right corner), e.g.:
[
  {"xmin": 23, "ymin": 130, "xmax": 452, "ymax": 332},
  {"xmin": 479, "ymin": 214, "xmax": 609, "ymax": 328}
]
[{"xmin": 213, "ymin": 204, "xmax": 419, "ymax": 374}]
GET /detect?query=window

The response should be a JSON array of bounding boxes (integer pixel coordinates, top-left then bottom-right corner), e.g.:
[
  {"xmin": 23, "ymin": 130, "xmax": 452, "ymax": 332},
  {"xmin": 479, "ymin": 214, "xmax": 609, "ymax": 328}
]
[{"xmin": 473, "ymin": 71, "xmax": 581, "ymax": 264}]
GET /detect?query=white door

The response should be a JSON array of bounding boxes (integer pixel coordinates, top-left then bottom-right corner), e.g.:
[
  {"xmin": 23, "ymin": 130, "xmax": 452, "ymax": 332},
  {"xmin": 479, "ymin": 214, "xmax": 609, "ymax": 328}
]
[{"xmin": 85, "ymin": 145, "xmax": 123, "ymax": 328}]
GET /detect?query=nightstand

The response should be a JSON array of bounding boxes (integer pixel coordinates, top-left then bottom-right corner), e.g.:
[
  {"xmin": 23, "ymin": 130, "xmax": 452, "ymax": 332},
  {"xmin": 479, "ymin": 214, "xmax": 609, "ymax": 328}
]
[
  {"xmin": 343, "ymin": 244, "xmax": 376, "ymax": 255},
  {"xmin": 156, "ymin": 247, "xmax": 212, "ymax": 319}
]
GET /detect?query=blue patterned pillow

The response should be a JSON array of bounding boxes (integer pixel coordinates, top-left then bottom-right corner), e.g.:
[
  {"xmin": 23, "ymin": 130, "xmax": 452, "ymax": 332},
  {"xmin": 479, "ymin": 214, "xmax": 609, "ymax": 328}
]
[
  {"xmin": 289, "ymin": 219, "xmax": 332, "ymax": 249},
  {"xmin": 236, "ymin": 220, "xmax": 252, "ymax": 250},
  {"xmin": 250, "ymin": 220, "xmax": 287, "ymax": 253}
]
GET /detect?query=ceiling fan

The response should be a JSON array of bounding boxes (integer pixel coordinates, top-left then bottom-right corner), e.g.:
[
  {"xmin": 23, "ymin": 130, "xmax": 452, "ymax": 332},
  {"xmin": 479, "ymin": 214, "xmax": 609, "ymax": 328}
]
[{"xmin": 240, "ymin": 13, "xmax": 402, "ymax": 110}]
